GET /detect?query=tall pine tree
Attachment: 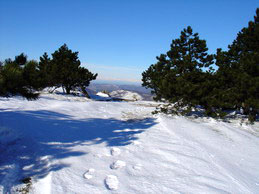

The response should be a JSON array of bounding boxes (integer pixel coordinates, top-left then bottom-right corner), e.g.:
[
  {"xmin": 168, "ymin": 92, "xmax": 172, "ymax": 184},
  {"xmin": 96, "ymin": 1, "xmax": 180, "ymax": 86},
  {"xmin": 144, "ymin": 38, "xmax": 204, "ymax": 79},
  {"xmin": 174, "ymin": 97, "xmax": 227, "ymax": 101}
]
[
  {"xmin": 216, "ymin": 8, "xmax": 259, "ymax": 121},
  {"xmin": 142, "ymin": 26, "xmax": 214, "ymax": 114},
  {"xmin": 51, "ymin": 44, "xmax": 97, "ymax": 94},
  {"xmin": 38, "ymin": 52, "xmax": 52, "ymax": 88}
]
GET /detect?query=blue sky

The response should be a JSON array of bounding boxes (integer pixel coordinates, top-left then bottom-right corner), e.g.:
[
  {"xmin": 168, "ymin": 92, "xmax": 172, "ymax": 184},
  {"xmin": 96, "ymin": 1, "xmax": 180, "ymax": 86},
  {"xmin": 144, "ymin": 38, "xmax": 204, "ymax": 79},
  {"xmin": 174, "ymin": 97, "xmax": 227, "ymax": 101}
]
[{"xmin": 0, "ymin": 0, "xmax": 258, "ymax": 84}]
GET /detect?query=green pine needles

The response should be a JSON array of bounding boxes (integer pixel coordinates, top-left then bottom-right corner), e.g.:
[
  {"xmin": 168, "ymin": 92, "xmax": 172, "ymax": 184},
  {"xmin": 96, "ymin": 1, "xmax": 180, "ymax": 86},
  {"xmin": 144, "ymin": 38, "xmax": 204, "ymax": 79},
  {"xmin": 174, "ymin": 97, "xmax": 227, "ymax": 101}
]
[
  {"xmin": 142, "ymin": 9, "xmax": 259, "ymax": 122},
  {"xmin": 0, "ymin": 44, "xmax": 97, "ymax": 99}
]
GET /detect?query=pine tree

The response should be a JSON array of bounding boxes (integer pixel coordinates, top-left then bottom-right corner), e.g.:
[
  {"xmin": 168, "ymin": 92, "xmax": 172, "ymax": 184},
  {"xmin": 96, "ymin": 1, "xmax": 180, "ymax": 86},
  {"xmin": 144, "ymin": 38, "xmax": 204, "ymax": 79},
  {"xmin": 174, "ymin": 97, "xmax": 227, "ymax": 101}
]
[
  {"xmin": 216, "ymin": 8, "xmax": 259, "ymax": 121},
  {"xmin": 76, "ymin": 67, "xmax": 97, "ymax": 98},
  {"xmin": 23, "ymin": 60, "xmax": 41, "ymax": 90},
  {"xmin": 0, "ymin": 56, "xmax": 38, "ymax": 99},
  {"xmin": 14, "ymin": 53, "xmax": 27, "ymax": 66},
  {"xmin": 51, "ymin": 44, "xmax": 97, "ymax": 94},
  {"xmin": 39, "ymin": 52, "xmax": 52, "ymax": 88},
  {"xmin": 142, "ymin": 26, "xmax": 214, "ymax": 114}
]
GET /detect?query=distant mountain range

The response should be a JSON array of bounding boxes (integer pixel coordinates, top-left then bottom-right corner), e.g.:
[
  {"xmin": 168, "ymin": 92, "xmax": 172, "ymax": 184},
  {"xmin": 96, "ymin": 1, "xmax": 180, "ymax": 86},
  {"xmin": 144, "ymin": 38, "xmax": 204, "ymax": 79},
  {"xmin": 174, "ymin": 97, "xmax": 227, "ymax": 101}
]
[{"xmin": 87, "ymin": 83, "xmax": 153, "ymax": 101}]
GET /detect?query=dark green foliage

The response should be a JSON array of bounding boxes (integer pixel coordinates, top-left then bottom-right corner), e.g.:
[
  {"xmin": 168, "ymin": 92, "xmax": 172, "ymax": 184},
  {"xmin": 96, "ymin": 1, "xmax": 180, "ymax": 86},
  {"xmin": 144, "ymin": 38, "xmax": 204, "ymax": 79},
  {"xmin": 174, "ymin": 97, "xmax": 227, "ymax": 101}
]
[
  {"xmin": 142, "ymin": 26, "xmax": 214, "ymax": 115},
  {"xmin": 142, "ymin": 9, "xmax": 259, "ymax": 122},
  {"xmin": 0, "ymin": 60, "xmax": 23, "ymax": 96},
  {"xmin": 38, "ymin": 52, "xmax": 52, "ymax": 88},
  {"xmin": 23, "ymin": 60, "xmax": 41, "ymax": 90},
  {"xmin": 0, "ymin": 44, "xmax": 97, "ymax": 99},
  {"xmin": 50, "ymin": 44, "xmax": 97, "ymax": 94},
  {"xmin": 51, "ymin": 44, "xmax": 81, "ymax": 94},
  {"xmin": 215, "ymin": 8, "xmax": 259, "ymax": 121},
  {"xmin": 14, "ymin": 53, "xmax": 27, "ymax": 66},
  {"xmin": 77, "ymin": 66, "xmax": 97, "ymax": 96},
  {"xmin": 0, "ymin": 57, "xmax": 39, "ymax": 99}
]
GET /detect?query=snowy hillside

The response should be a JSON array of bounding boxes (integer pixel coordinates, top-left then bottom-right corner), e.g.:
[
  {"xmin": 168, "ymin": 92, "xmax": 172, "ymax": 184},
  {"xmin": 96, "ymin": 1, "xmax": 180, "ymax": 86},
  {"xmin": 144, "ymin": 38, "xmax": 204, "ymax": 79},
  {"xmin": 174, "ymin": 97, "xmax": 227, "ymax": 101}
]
[{"xmin": 0, "ymin": 93, "xmax": 259, "ymax": 193}]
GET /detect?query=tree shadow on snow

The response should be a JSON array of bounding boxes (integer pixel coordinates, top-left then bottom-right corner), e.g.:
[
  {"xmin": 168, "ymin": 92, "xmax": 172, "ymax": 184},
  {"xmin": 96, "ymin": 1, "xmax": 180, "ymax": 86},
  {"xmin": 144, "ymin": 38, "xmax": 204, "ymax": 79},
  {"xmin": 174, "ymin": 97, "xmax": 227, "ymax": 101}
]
[{"xmin": 0, "ymin": 109, "xmax": 157, "ymax": 191}]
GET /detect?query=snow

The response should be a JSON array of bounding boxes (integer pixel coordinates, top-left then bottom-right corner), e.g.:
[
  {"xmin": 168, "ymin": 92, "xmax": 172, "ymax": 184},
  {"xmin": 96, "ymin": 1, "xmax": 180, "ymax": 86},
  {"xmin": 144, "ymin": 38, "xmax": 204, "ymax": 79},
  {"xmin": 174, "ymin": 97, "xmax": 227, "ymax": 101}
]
[
  {"xmin": 96, "ymin": 92, "xmax": 110, "ymax": 98},
  {"xmin": 0, "ymin": 94, "xmax": 259, "ymax": 193},
  {"xmin": 110, "ymin": 160, "xmax": 126, "ymax": 169},
  {"xmin": 110, "ymin": 147, "xmax": 121, "ymax": 156},
  {"xmin": 110, "ymin": 90, "xmax": 143, "ymax": 101},
  {"xmin": 105, "ymin": 175, "xmax": 119, "ymax": 190},
  {"xmin": 83, "ymin": 168, "xmax": 95, "ymax": 179},
  {"xmin": 0, "ymin": 127, "xmax": 19, "ymax": 146}
]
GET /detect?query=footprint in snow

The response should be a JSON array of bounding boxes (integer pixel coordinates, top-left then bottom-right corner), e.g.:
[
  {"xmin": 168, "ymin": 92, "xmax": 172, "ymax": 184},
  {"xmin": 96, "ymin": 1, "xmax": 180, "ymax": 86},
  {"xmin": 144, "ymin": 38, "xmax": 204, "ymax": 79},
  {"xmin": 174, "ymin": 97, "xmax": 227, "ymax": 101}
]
[
  {"xmin": 110, "ymin": 160, "xmax": 126, "ymax": 169},
  {"xmin": 83, "ymin": 168, "xmax": 95, "ymax": 180},
  {"xmin": 133, "ymin": 164, "xmax": 142, "ymax": 170},
  {"xmin": 110, "ymin": 147, "xmax": 121, "ymax": 156},
  {"xmin": 132, "ymin": 140, "xmax": 141, "ymax": 146},
  {"xmin": 105, "ymin": 175, "xmax": 119, "ymax": 190}
]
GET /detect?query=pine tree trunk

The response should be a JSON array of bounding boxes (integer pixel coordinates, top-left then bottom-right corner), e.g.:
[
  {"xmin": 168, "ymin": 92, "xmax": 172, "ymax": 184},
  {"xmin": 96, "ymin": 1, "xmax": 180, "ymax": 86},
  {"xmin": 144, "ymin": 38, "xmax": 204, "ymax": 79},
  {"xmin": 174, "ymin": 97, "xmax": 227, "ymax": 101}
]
[
  {"xmin": 80, "ymin": 86, "xmax": 90, "ymax": 98},
  {"xmin": 65, "ymin": 86, "xmax": 71, "ymax": 94}
]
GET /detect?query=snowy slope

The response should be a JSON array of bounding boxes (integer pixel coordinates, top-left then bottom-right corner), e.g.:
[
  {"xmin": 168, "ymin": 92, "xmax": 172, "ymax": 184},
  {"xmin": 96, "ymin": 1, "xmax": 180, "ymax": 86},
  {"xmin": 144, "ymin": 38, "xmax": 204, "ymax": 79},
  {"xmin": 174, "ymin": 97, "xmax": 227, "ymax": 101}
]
[{"xmin": 0, "ymin": 94, "xmax": 259, "ymax": 193}]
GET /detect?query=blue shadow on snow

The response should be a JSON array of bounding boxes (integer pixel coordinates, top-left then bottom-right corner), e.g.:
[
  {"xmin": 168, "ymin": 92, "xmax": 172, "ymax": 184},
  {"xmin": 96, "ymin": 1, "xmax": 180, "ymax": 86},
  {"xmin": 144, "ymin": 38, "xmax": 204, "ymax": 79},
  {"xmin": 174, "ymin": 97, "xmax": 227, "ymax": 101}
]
[{"xmin": 0, "ymin": 109, "xmax": 157, "ymax": 192}]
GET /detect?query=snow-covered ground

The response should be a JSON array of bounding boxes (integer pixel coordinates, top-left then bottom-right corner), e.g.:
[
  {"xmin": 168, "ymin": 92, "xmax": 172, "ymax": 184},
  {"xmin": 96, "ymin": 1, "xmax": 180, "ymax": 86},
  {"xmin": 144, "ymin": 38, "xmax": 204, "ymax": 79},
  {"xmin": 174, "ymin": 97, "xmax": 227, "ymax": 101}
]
[{"xmin": 0, "ymin": 93, "xmax": 259, "ymax": 193}]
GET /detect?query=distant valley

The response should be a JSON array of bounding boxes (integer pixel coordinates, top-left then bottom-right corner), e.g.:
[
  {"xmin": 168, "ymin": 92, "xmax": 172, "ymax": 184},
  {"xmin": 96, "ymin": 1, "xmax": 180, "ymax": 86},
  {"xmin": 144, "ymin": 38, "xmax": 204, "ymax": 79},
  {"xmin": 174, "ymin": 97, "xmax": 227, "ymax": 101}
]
[{"xmin": 87, "ymin": 83, "xmax": 153, "ymax": 101}]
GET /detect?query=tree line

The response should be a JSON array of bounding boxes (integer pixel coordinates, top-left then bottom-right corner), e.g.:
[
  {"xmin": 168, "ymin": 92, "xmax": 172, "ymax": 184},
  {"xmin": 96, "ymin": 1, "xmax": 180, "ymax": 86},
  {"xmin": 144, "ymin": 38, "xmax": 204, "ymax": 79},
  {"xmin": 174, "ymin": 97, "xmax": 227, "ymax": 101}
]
[
  {"xmin": 0, "ymin": 44, "xmax": 97, "ymax": 99},
  {"xmin": 0, "ymin": 9, "xmax": 258, "ymax": 122},
  {"xmin": 142, "ymin": 9, "xmax": 258, "ymax": 122}
]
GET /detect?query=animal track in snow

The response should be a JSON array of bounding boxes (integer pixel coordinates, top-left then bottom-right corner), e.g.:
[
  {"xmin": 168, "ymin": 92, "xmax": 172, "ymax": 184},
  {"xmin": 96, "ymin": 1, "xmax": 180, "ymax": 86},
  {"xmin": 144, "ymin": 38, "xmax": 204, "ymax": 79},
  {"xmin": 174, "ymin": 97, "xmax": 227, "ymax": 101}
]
[
  {"xmin": 105, "ymin": 175, "xmax": 119, "ymax": 190},
  {"xmin": 110, "ymin": 147, "xmax": 121, "ymax": 156},
  {"xmin": 110, "ymin": 160, "xmax": 126, "ymax": 169},
  {"xmin": 83, "ymin": 168, "xmax": 95, "ymax": 180}
]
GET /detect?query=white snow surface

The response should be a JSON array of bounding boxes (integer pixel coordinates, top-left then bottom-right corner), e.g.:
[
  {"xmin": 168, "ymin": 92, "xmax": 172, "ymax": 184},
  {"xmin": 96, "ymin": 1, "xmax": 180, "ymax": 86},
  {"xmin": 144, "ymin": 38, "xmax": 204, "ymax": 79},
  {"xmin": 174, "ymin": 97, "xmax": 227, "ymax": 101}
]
[
  {"xmin": 110, "ymin": 160, "xmax": 126, "ymax": 170},
  {"xmin": 105, "ymin": 175, "xmax": 119, "ymax": 190},
  {"xmin": 0, "ymin": 94, "xmax": 259, "ymax": 193},
  {"xmin": 96, "ymin": 92, "xmax": 110, "ymax": 98}
]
